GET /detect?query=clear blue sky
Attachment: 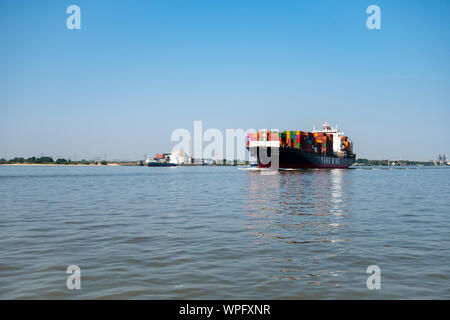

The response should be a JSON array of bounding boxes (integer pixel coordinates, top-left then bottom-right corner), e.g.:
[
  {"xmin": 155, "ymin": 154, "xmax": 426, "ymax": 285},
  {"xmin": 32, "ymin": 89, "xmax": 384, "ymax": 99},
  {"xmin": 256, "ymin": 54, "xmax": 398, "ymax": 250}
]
[{"xmin": 1, "ymin": 0, "xmax": 449, "ymax": 161}]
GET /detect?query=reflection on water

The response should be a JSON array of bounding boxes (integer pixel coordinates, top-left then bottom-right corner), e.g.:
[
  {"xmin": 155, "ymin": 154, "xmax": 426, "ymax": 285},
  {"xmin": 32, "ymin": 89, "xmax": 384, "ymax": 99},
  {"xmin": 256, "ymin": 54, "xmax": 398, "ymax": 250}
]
[{"xmin": 245, "ymin": 170, "xmax": 352, "ymax": 286}]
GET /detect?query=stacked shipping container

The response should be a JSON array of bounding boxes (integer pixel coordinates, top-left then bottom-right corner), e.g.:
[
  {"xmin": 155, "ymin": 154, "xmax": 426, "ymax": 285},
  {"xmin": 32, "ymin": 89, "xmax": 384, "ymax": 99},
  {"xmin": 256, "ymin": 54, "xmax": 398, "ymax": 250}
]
[
  {"xmin": 341, "ymin": 136, "xmax": 351, "ymax": 153},
  {"xmin": 247, "ymin": 130, "xmax": 352, "ymax": 156}
]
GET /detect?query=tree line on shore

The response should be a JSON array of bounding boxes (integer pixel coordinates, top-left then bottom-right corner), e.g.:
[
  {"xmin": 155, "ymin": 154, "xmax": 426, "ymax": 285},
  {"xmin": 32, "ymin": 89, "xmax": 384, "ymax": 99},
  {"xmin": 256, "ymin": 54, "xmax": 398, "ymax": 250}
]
[
  {"xmin": 355, "ymin": 158, "xmax": 438, "ymax": 166},
  {"xmin": 0, "ymin": 156, "xmax": 108, "ymax": 165}
]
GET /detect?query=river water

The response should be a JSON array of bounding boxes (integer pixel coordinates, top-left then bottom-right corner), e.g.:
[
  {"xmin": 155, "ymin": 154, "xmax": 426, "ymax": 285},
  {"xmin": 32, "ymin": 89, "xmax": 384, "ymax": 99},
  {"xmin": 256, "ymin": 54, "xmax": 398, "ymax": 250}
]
[{"xmin": 0, "ymin": 165, "xmax": 449, "ymax": 299}]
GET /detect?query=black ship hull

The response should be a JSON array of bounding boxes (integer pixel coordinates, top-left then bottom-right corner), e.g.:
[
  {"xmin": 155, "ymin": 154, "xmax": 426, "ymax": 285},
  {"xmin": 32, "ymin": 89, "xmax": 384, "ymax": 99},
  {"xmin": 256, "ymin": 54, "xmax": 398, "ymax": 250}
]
[
  {"xmin": 147, "ymin": 162, "xmax": 177, "ymax": 167},
  {"xmin": 248, "ymin": 147, "xmax": 355, "ymax": 169}
]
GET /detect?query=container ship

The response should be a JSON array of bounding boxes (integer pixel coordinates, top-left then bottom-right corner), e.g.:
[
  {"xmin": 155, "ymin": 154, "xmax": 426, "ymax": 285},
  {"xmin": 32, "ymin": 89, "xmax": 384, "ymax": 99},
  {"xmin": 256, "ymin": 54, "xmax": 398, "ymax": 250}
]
[
  {"xmin": 145, "ymin": 153, "xmax": 176, "ymax": 167},
  {"xmin": 246, "ymin": 123, "xmax": 355, "ymax": 169}
]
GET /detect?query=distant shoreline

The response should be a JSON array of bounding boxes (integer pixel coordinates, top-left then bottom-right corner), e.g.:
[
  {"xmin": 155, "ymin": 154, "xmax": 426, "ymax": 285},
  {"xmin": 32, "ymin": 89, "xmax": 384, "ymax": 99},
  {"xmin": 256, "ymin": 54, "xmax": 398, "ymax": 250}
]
[
  {"xmin": 0, "ymin": 163, "xmax": 119, "ymax": 166},
  {"xmin": 1, "ymin": 163, "xmax": 448, "ymax": 168}
]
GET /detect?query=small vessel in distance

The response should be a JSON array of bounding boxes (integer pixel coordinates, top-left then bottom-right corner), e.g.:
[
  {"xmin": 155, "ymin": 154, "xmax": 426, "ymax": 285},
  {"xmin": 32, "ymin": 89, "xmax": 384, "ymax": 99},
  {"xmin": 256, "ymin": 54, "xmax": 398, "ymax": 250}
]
[
  {"xmin": 145, "ymin": 154, "xmax": 177, "ymax": 167},
  {"xmin": 247, "ymin": 123, "xmax": 356, "ymax": 169}
]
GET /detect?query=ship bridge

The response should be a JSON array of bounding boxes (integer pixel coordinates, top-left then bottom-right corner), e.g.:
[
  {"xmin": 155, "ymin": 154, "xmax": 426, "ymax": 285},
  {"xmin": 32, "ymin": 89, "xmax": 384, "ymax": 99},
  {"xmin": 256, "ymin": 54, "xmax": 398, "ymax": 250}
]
[
  {"xmin": 313, "ymin": 123, "xmax": 348, "ymax": 153},
  {"xmin": 313, "ymin": 122, "xmax": 341, "ymax": 134}
]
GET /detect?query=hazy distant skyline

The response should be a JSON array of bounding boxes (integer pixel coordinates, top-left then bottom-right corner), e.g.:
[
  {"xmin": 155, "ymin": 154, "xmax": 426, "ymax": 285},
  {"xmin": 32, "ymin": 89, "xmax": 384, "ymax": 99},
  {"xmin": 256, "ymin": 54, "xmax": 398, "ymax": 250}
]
[{"xmin": 1, "ymin": 0, "xmax": 449, "ymax": 161}]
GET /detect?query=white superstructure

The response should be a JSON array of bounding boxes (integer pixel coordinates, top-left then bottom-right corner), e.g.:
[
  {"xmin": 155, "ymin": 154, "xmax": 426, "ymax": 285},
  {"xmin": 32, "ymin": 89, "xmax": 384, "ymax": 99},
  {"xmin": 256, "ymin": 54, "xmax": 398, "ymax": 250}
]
[{"xmin": 313, "ymin": 123, "xmax": 351, "ymax": 154}]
